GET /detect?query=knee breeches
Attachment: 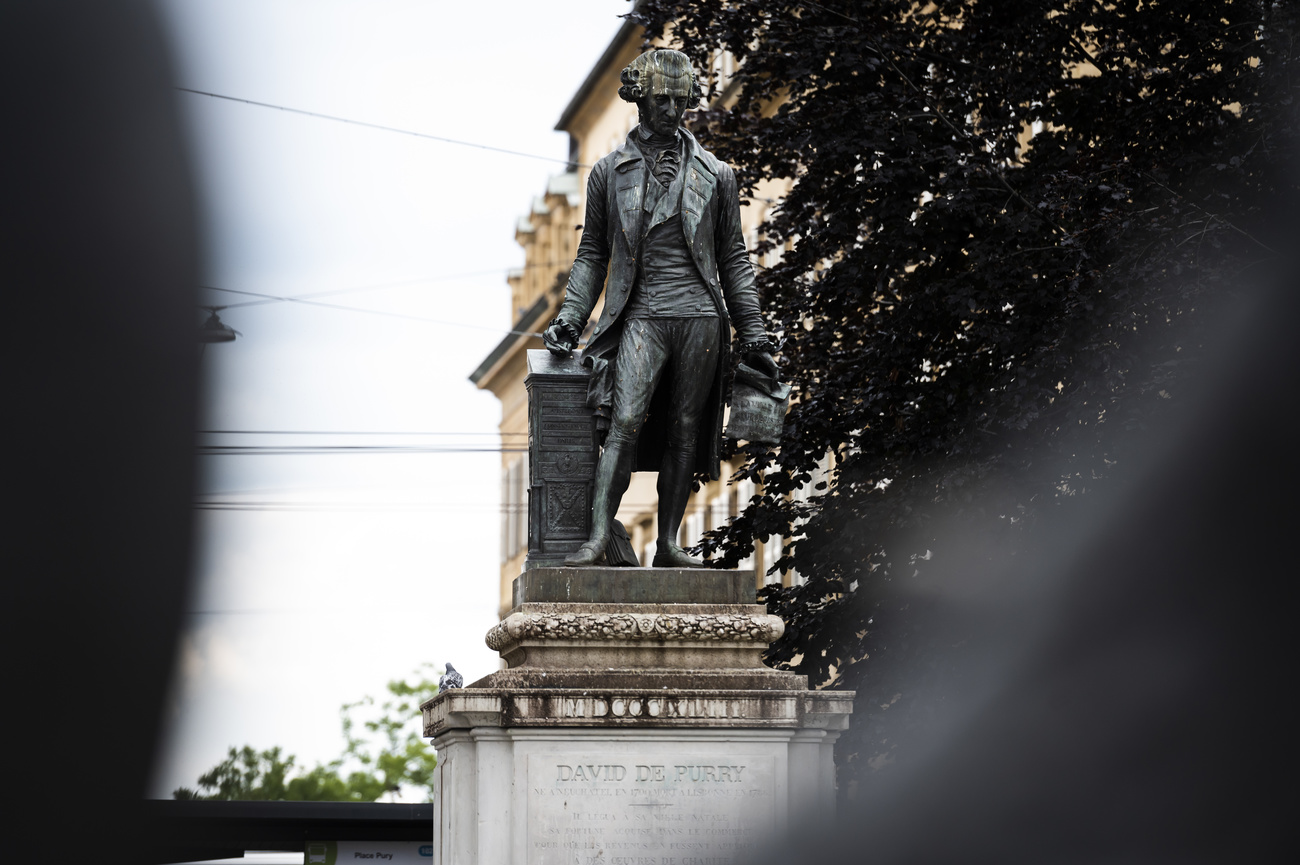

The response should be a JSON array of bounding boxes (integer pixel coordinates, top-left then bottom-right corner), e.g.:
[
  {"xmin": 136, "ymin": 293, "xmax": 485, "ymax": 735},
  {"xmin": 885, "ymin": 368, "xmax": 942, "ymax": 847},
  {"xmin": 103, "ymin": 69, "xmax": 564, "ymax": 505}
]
[{"xmin": 604, "ymin": 318, "xmax": 720, "ymax": 452}]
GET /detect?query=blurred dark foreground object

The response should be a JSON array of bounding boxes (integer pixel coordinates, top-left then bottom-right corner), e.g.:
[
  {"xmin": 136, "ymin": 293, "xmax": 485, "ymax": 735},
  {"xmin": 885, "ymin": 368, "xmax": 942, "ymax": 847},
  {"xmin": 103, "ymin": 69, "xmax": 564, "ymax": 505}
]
[
  {"xmin": 3, "ymin": 2, "xmax": 200, "ymax": 862},
  {"xmin": 753, "ymin": 264, "xmax": 1298, "ymax": 860},
  {"xmin": 139, "ymin": 801, "xmax": 432, "ymax": 864}
]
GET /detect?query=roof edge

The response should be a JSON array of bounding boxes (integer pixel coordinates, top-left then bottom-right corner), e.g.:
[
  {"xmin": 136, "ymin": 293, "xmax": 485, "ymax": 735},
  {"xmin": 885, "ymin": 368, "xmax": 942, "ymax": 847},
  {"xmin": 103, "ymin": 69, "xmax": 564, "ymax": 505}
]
[
  {"xmin": 555, "ymin": 16, "xmax": 642, "ymax": 132},
  {"xmin": 469, "ymin": 291, "xmax": 555, "ymax": 387}
]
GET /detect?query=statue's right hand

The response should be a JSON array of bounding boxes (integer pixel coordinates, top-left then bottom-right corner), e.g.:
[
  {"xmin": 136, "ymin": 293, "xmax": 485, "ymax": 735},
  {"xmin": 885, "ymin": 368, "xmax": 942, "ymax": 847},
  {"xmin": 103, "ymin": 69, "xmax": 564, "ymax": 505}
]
[{"xmin": 542, "ymin": 321, "xmax": 577, "ymax": 356}]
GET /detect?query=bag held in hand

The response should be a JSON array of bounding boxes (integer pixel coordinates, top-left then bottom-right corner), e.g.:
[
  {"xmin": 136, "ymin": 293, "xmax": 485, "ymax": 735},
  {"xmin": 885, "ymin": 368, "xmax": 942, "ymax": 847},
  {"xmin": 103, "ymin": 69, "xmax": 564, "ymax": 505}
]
[{"xmin": 726, "ymin": 363, "xmax": 791, "ymax": 445}]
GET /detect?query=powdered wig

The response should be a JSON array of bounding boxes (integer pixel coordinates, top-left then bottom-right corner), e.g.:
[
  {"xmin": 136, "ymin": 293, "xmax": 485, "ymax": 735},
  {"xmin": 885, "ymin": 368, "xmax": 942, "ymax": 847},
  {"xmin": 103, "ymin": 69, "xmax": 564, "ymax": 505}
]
[{"xmin": 618, "ymin": 49, "xmax": 704, "ymax": 105}]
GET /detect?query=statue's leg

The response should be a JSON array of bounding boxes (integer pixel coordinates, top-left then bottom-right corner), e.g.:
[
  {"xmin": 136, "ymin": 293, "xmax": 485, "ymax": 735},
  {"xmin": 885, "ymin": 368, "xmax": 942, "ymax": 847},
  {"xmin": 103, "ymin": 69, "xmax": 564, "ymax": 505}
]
[
  {"xmin": 568, "ymin": 439, "xmax": 635, "ymax": 565},
  {"xmin": 565, "ymin": 320, "xmax": 667, "ymax": 566},
  {"xmin": 652, "ymin": 318, "xmax": 720, "ymax": 568},
  {"xmin": 654, "ymin": 446, "xmax": 699, "ymax": 567}
]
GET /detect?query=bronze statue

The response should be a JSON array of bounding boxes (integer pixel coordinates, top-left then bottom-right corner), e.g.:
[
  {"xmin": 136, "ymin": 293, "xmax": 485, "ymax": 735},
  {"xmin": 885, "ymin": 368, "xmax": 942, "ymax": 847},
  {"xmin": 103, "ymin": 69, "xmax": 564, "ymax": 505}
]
[{"xmin": 543, "ymin": 48, "xmax": 777, "ymax": 568}]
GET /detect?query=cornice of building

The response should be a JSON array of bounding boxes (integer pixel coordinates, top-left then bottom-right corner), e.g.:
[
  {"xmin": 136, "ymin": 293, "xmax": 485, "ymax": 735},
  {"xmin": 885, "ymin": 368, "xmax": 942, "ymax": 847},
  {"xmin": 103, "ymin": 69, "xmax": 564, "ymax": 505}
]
[
  {"xmin": 545, "ymin": 171, "xmax": 582, "ymax": 207},
  {"xmin": 555, "ymin": 15, "xmax": 642, "ymax": 133},
  {"xmin": 468, "ymin": 290, "xmax": 556, "ymax": 391}
]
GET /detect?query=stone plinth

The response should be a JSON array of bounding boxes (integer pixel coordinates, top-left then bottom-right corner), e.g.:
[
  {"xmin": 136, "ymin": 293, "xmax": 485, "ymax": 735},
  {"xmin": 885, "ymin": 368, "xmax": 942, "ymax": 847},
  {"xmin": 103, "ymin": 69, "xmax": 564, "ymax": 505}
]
[
  {"xmin": 422, "ymin": 567, "xmax": 853, "ymax": 865},
  {"xmin": 513, "ymin": 566, "xmax": 757, "ymax": 605}
]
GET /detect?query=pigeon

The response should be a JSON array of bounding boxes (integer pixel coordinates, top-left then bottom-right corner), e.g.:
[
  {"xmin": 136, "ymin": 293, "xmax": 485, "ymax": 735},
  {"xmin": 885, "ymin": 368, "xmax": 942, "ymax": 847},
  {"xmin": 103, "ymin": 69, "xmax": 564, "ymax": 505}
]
[{"xmin": 438, "ymin": 663, "xmax": 463, "ymax": 691}]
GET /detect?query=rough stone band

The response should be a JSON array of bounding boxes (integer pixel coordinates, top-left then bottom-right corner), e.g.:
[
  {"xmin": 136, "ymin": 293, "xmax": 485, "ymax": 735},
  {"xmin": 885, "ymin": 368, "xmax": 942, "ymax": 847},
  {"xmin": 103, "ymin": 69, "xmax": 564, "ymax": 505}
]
[{"xmin": 485, "ymin": 611, "xmax": 785, "ymax": 651}]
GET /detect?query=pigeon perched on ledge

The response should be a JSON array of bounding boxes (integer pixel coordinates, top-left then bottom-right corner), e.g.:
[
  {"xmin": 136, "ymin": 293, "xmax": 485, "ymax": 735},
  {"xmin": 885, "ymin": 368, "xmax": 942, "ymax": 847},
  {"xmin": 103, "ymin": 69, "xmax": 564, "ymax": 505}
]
[{"xmin": 439, "ymin": 663, "xmax": 463, "ymax": 691}]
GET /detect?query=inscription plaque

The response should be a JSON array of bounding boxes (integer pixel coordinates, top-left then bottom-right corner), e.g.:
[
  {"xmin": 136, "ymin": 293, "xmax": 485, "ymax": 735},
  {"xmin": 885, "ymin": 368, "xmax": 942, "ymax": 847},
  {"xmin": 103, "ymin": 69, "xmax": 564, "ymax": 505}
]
[
  {"xmin": 547, "ymin": 483, "xmax": 589, "ymax": 534},
  {"xmin": 526, "ymin": 753, "xmax": 775, "ymax": 865}
]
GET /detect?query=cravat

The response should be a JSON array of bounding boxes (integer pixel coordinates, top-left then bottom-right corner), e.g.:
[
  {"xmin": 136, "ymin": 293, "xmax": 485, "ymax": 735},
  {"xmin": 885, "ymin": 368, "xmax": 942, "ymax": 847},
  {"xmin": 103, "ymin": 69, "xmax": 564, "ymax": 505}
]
[{"xmin": 651, "ymin": 145, "xmax": 681, "ymax": 186}]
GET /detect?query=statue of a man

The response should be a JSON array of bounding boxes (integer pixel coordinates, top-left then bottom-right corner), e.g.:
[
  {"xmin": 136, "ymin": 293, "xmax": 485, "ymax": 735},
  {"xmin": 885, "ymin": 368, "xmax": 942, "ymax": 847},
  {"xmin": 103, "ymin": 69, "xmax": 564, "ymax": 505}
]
[{"xmin": 543, "ymin": 48, "xmax": 777, "ymax": 568}]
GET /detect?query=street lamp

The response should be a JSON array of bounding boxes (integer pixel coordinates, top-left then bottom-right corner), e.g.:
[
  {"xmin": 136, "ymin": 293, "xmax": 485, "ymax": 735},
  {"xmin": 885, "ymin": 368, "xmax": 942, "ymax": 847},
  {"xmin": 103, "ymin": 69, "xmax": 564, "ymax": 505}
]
[{"xmin": 199, "ymin": 307, "xmax": 238, "ymax": 343}]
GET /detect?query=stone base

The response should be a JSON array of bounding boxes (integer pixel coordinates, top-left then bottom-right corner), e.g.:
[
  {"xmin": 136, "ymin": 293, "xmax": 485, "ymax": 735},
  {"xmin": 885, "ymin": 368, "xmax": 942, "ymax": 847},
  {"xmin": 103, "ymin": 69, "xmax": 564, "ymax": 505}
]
[
  {"xmin": 425, "ymin": 687, "xmax": 851, "ymax": 732},
  {"xmin": 422, "ymin": 567, "xmax": 853, "ymax": 864},
  {"xmin": 429, "ymin": 727, "xmax": 839, "ymax": 865},
  {"xmin": 486, "ymin": 602, "xmax": 783, "ymax": 670},
  {"xmin": 513, "ymin": 567, "xmax": 757, "ymax": 606}
]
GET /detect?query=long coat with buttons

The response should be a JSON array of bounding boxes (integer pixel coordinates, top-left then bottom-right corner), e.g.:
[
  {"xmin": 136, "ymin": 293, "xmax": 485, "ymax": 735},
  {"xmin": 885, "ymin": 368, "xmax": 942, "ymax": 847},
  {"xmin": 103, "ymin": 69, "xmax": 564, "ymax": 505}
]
[{"xmin": 555, "ymin": 127, "xmax": 768, "ymax": 480}]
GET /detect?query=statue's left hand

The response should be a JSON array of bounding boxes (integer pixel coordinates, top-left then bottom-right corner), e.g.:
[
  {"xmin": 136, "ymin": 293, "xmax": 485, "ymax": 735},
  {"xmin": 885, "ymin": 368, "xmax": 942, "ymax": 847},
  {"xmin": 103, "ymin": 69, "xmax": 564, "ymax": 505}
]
[{"xmin": 745, "ymin": 350, "xmax": 779, "ymax": 379}]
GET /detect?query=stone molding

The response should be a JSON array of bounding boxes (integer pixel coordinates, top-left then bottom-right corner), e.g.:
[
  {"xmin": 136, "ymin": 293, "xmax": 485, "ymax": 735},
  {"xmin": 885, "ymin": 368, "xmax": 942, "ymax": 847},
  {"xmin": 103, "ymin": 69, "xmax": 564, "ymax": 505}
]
[
  {"xmin": 423, "ymin": 687, "xmax": 854, "ymax": 737},
  {"xmin": 485, "ymin": 609, "xmax": 785, "ymax": 651}
]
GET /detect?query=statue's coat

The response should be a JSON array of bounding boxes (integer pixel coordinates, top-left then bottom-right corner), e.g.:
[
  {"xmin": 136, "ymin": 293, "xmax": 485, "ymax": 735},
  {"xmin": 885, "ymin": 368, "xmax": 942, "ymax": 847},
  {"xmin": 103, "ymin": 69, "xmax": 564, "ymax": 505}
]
[{"xmin": 557, "ymin": 127, "xmax": 767, "ymax": 479}]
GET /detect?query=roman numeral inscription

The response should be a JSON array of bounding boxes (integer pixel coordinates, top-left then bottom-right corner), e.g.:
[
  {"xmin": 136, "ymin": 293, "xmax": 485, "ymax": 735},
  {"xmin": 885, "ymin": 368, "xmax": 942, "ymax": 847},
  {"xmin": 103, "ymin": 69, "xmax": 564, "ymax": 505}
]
[
  {"xmin": 557, "ymin": 696, "xmax": 749, "ymax": 720},
  {"xmin": 526, "ymin": 754, "xmax": 775, "ymax": 865}
]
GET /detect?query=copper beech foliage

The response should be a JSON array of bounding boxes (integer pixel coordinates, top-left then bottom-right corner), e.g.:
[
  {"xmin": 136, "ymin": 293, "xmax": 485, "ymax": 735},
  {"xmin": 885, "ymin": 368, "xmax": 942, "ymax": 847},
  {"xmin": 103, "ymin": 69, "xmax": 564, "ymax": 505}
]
[{"xmin": 632, "ymin": 0, "xmax": 1299, "ymax": 777}]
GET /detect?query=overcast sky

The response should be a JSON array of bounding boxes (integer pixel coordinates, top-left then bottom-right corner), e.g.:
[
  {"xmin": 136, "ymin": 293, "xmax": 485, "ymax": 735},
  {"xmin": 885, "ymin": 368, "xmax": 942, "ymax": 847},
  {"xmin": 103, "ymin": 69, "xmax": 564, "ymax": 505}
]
[{"xmin": 151, "ymin": 0, "xmax": 633, "ymax": 799}]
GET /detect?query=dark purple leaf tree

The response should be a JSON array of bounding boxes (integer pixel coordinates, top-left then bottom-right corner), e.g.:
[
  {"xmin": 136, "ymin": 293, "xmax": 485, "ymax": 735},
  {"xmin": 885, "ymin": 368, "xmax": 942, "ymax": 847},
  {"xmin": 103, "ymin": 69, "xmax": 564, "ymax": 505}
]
[{"xmin": 631, "ymin": 0, "xmax": 1299, "ymax": 794}]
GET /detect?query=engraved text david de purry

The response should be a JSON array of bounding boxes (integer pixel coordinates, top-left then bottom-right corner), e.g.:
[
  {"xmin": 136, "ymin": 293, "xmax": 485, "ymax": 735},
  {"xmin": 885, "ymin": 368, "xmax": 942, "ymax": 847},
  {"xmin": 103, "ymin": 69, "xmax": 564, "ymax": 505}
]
[{"xmin": 526, "ymin": 753, "xmax": 776, "ymax": 865}]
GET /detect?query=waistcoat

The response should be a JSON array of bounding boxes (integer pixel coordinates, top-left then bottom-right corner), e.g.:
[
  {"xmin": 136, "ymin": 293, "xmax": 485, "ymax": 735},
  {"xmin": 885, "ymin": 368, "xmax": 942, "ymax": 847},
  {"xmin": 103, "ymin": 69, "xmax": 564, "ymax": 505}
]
[{"xmin": 625, "ymin": 145, "xmax": 717, "ymax": 320}]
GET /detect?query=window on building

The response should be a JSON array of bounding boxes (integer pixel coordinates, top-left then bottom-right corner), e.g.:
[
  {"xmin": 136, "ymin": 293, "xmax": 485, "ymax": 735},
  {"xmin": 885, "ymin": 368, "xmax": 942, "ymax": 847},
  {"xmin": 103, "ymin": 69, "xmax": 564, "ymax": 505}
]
[
  {"xmin": 500, "ymin": 464, "xmax": 511, "ymax": 566},
  {"xmin": 500, "ymin": 454, "xmax": 529, "ymax": 564},
  {"xmin": 684, "ymin": 508, "xmax": 705, "ymax": 550},
  {"xmin": 516, "ymin": 453, "xmax": 528, "ymax": 559},
  {"xmin": 782, "ymin": 451, "xmax": 833, "ymax": 586},
  {"xmin": 763, "ymin": 534, "xmax": 783, "ymax": 586},
  {"xmin": 708, "ymin": 492, "xmax": 729, "ymax": 532},
  {"xmin": 735, "ymin": 478, "xmax": 756, "ymax": 570}
]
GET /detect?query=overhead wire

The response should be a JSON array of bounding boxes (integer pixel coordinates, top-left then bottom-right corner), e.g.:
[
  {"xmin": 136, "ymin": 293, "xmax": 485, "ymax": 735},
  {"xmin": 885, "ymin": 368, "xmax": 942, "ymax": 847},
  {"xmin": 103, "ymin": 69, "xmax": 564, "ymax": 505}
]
[
  {"xmin": 194, "ymin": 501, "xmax": 527, "ymax": 511},
  {"xmin": 200, "ymin": 429, "xmax": 526, "ymax": 436},
  {"xmin": 193, "ymin": 501, "xmax": 657, "ymax": 512},
  {"xmin": 199, "ymin": 445, "xmax": 527, "ymax": 455},
  {"xmin": 196, "ymin": 431, "xmax": 530, "ymax": 454},
  {"xmin": 175, "ymin": 88, "xmax": 596, "ymax": 337},
  {"xmin": 180, "ymin": 88, "xmax": 582, "ymax": 335},
  {"xmin": 200, "ymin": 284, "xmax": 547, "ymax": 338},
  {"xmin": 211, "ymin": 261, "xmax": 574, "ymax": 310},
  {"xmin": 176, "ymin": 87, "xmax": 590, "ymax": 168},
  {"xmin": 181, "ymin": 608, "xmax": 479, "ymax": 617}
]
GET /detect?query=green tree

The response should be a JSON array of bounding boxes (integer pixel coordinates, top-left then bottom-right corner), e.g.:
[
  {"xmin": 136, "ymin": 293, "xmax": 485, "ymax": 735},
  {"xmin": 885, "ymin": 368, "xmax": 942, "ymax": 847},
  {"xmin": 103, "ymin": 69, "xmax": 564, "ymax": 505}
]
[
  {"xmin": 174, "ymin": 663, "xmax": 442, "ymax": 802},
  {"xmin": 631, "ymin": 0, "xmax": 1299, "ymax": 789}
]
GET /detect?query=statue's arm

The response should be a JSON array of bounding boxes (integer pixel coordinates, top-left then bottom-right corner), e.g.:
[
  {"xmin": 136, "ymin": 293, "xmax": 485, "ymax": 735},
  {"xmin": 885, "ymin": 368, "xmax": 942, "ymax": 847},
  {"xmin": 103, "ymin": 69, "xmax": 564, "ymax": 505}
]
[
  {"xmin": 715, "ymin": 164, "xmax": 773, "ymax": 356},
  {"xmin": 548, "ymin": 162, "xmax": 611, "ymax": 351}
]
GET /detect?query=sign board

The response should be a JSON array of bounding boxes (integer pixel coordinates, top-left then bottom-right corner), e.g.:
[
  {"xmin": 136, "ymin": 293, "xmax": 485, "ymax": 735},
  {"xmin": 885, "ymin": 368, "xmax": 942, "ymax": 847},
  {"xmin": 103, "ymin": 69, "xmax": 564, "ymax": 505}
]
[{"xmin": 304, "ymin": 841, "xmax": 433, "ymax": 864}]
